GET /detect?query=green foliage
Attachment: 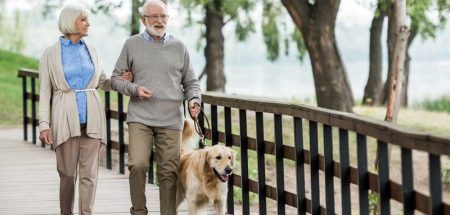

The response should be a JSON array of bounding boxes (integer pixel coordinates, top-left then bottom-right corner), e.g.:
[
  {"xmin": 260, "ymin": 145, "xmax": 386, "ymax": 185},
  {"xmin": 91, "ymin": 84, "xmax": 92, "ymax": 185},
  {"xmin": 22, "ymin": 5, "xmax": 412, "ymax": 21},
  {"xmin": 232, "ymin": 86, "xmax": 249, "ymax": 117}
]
[
  {"xmin": 407, "ymin": 0, "xmax": 448, "ymax": 40},
  {"xmin": 0, "ymin": 50, "xmax": 38, "ymax": 126},
  {"xmin": 180, "ymin": 0, "xmax": 256, "ymax": 43},
  {"xmin": 261, "ymin": 0, "xmax": 307, "ymax": 62},
  {"xmin": 90, "ymin": 0, "xmax": 123, "ymax": 15},
  {"xmin": 367, "ymin": 0, "xmax": 450, "ymax": 41},
  {"xmin": 0, "ymin": 10, "xmax": 26, "ymax": 53},
  {"xmin": 291, "ymin": 28, "xmax": 307, "ymax": 62},
  {"xmin": 416, "ymin": 96, "xmax": 450, "ymax": 113},
  {"xmin": 262, "ymin": 0, "xmax": 280, "ymax": 61},
  {"xmin": 235, "ymin": 16, "xmax": 255, "ymax": 41},
  {"xmin": 42, "ymin": 0, "xmax": 133, "ymax": 34},
  {"xmin": 368, "ymin": 191, "xmax": 380, "ymax": 215},
  {"xmin": 374, "ymin": 0, "xmax": 450, "ymax": 40},
  {"xmin": 443, "ymin": 167, "xmax": 450, "ymax": 189}
]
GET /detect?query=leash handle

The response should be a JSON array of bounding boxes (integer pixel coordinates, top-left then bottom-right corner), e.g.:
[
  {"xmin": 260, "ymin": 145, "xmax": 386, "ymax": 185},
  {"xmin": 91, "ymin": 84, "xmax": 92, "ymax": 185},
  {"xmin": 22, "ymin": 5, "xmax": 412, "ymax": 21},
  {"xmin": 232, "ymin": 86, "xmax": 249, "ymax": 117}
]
[{"xmin": 189, "ymin": 102, "xmax": 209, "ymax": 148}]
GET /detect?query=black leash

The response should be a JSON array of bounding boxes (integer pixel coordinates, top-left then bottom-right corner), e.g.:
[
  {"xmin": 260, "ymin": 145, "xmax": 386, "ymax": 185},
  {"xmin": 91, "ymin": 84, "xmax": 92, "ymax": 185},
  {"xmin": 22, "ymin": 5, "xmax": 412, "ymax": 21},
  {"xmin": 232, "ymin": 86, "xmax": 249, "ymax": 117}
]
[{"xmin": 189, "ymin": 103, "xmax": 210, "ymax": 148}]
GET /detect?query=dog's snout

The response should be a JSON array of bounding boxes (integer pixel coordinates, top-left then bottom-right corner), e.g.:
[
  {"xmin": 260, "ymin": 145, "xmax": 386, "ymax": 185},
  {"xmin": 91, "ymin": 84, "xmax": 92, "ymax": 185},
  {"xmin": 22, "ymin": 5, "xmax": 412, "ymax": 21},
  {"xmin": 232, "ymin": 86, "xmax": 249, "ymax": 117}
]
[{"xmin": 225, "ymin": 166, "xmax": 232, "ymax": 174}]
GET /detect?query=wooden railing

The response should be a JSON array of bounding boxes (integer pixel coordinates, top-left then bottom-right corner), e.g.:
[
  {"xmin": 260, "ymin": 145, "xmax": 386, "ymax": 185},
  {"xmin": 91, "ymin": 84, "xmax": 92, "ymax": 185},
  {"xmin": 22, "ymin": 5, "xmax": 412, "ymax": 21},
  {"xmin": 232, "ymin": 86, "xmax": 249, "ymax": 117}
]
[{"xmin": 19, "ymin": 69, "xmax": 450, "ymax": 214}]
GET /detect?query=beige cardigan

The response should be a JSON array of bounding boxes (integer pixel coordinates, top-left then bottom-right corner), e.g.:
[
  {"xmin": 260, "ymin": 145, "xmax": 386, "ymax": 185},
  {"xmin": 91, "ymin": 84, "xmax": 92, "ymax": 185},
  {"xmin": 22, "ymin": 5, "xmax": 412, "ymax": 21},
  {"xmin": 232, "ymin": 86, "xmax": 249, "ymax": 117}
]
[{"xmin": 38, "ymin": 40, "xmax": 110, "ymax": 148}]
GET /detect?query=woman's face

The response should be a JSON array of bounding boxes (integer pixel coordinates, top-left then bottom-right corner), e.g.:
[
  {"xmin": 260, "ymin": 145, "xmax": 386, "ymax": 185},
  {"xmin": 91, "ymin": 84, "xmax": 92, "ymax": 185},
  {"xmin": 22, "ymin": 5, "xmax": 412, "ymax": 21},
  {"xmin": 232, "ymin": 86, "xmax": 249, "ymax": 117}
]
[{"xmin": 75, "ymin": 15, "xmax": 90, "ymax": 36}]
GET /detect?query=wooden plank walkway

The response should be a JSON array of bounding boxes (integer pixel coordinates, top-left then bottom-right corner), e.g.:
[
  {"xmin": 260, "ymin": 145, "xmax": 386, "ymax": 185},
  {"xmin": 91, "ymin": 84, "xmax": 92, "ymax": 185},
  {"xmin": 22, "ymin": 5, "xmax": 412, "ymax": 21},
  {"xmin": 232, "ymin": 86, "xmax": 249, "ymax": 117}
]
[{"xmin": 0, "ymin": 139, "xmax": 208, "ymax": 215}]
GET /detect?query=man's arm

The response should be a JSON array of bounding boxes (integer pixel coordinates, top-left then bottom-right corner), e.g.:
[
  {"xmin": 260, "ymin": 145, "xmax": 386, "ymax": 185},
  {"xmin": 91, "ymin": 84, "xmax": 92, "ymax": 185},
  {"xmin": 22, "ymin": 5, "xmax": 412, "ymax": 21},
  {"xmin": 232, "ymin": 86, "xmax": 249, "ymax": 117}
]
[
  {"xmin": 181, "ymin": 48, "xmax": 202, "ymax": 118},
  {"xmin": 181, "ymin": 48, "xmax": 201, "ymax": 103},
  {"xmin": 111, "ymin": 40, "xmax": 139, "ymax": 96}
]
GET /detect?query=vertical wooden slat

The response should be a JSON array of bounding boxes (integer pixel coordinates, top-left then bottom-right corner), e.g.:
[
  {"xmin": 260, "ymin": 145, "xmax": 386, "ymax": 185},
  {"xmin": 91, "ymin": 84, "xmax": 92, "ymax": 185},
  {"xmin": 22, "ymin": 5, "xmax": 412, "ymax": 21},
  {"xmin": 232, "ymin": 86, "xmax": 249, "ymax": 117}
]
[
  {"xmin": 31, "ymin": 78, "xmax": 36, "ymax": 144},
  {"xmin": 105, "ymin": 91, "xmax": 112, "ymax": 170},
  {"xmin": 357, "ymin": 133, "xmax": 369, "ymax": 215},
  {"xmin": 148, "ymin": 150, "xmax": 154, "ymax": 184},
  {"xmin": 339, "ymin": 129, "xmax": 351, "ymax": 215},
  {"xmin": 429, "ymin": 154, "xmax": 442, "ymax": 215},
  {"xmin": 274, "ymin": 114, "xmax": 285, "ymax": 215},
  {"xmin": 118, "ymin": 93, "xmax": 125, "ymax": 174},
  {"xmin": 199, "ymin": 103, "xmax": 205, "ymax": 149},
  {"xmin": 401, "ymin": 147, "xmax": 414, "ymax": 214},
  {"xmin": 183, "ymin": 100, "xmax": 186, "ymax": 116},
  {"xmin": 239, "ymin": 109, "xmax": 249, "ymax": 215},
  {"xmin": 309, "ymin": 121, "xmax": 320, "ymax": 214},
  {"xmin": 256, "ymin": 112, "xmax": 266, "ymax": 215},
  {"xmin": 323, "ymin": 124, "xmax": 334, "ymax": 214},
  {"xmin": 211, "ymin": 105, "xmax": 218, "ymax": 145},
  {"xmin": 294, "ymin": 117, "xmax": 305, "ymax": 215},
  {"xmin": 224, "ymin": 107, "xmax": 234, "ymax": 213},
  {"xmin": 377, "ymin": 140, "xmax": 390, "ymax": 215},
  {"xmin": 22, "ymin": 76, "xmax": 28, "ymax": 142}
]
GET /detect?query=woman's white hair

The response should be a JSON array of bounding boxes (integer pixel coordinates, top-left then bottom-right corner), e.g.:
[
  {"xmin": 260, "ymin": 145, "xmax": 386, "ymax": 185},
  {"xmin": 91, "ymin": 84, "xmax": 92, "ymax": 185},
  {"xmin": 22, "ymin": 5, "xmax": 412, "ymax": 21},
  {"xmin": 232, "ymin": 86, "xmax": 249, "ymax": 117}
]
[{"xmin": 58, "ymin": 4, "xmax": 89, "ymax": 35}]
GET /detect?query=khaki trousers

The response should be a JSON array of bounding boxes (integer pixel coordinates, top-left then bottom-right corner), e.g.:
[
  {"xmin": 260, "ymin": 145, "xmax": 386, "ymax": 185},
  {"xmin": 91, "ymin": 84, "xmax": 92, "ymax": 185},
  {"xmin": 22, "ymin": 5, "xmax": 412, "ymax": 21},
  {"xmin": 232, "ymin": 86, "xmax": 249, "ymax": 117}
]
[
  {"xmin": 128, "ymin": 122, "xmax": 181, "ymax": 215},
  {"xmin": 55, "ymin": 128, "xmax": 101, "ymax": 215}
]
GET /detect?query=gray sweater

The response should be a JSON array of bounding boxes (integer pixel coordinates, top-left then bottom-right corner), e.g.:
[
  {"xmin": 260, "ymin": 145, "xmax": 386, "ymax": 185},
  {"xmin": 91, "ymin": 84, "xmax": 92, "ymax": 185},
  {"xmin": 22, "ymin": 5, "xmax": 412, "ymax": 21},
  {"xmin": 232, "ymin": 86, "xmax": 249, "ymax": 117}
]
[{"xmin": 111, "ymin": 34, "xmax": 201, "ymax": 130}]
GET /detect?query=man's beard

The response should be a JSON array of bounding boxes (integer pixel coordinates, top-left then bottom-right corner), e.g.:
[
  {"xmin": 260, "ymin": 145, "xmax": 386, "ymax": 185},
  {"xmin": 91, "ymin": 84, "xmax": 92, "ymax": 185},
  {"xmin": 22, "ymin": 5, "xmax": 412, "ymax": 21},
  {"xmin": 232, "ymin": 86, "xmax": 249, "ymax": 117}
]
[{"xmin": 147, "ymin": 25, "xmax": 165, "ymax": 37}]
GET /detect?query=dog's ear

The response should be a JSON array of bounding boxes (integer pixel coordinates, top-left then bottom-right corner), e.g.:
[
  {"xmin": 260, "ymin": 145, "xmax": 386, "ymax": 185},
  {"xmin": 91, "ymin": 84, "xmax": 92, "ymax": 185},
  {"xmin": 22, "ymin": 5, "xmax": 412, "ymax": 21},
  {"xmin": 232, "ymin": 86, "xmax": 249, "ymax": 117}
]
[{"xmin": 197, "ymin": 149, "xmax": 209, "ymax": 170}]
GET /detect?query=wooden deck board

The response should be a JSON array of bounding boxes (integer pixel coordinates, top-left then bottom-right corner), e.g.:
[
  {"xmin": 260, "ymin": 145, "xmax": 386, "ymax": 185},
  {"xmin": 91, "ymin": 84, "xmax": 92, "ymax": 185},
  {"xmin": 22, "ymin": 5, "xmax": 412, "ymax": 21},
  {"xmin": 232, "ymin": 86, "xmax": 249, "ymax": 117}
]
[{"xmin": 0, "ymin": 140, "xmax": 215, "ymax": 214}]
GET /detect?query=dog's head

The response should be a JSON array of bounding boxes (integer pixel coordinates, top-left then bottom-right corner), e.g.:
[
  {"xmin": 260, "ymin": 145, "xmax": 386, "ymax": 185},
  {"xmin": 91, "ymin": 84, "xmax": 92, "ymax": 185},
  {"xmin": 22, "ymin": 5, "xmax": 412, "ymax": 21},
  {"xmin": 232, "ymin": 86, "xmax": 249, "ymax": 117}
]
[{"xmin": 204, "ymin": 145, "xmax": 235, "ymax": 183}]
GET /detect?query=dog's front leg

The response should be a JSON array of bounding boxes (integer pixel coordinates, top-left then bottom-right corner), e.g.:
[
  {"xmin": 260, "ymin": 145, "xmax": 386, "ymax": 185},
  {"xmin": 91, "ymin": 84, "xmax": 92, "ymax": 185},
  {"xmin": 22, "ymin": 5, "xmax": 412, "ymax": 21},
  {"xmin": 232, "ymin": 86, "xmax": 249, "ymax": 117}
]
[
  {"xmin": 213, "ymin": 199, "xmax": 225, "ymax": 215},
  {"xmin": 187, "ymin": 199, "xmax": 199, "ymax": 215}
]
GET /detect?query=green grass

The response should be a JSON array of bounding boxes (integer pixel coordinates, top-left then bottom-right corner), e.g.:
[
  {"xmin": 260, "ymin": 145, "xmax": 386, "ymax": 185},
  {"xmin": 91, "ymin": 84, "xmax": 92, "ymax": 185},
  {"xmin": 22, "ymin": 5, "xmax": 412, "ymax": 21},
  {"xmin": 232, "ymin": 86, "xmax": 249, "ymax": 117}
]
[
  {"xmin": 0, "ymin": 50, "xmax": 38, "ymax": 126},
  {"xmin": 415, "ymin": 95, "xmax": 450, "ymax": 113}
]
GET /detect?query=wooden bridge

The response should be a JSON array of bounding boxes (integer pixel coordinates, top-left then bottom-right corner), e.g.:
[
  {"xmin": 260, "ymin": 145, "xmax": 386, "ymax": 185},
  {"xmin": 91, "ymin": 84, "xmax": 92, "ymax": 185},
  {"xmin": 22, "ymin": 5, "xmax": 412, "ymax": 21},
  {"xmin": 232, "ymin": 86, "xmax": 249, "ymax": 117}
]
[
  {"xmin": 4, "ymin": 69, "xmax": 450, "ymax": 214},
  {"xmin": 0, "ymin": 133, "xmax": 201, "ymax": 214}
]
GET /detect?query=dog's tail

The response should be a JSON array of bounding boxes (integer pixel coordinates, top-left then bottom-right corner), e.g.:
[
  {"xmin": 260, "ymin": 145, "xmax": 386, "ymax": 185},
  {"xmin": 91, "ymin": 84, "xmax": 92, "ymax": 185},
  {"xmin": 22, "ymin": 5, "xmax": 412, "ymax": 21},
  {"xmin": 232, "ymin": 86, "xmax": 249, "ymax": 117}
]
[{"xmin": 181, "ymin": 118, "xmax": 198, "ymax": 154}]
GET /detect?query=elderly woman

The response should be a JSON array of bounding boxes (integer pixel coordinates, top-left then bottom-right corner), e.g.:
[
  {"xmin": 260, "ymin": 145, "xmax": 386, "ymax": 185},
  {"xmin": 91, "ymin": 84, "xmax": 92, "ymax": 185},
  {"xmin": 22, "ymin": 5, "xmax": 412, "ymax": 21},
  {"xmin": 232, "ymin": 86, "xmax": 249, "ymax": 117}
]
[{"xmin": 38, "ymin": 4, "xmax": 131, "ymax": 215}]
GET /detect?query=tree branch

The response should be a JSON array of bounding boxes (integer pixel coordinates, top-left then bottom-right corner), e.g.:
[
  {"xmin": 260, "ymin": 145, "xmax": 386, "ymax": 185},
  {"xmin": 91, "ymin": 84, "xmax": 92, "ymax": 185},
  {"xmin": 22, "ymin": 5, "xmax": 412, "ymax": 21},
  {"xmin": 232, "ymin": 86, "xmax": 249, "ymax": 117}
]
[
  {"xmin": 316, "ymin": 0, "xmax": 340, "ymax": 24},
  {"xmin": 280, "ymin": 0, "xmax": 310, "ymax": 30},
  {"xmin": 198, "ymin": 68, "xmax": 206, "ymax": 81}
]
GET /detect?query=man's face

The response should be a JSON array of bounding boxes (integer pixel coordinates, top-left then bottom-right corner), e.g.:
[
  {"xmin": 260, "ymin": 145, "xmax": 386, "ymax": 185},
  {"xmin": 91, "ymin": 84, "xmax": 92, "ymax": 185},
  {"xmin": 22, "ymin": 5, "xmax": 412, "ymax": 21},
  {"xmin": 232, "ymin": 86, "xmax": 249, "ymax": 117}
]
[{"xmin": 142, "ymin": 4, "xmax": 168, "ymax": 38}]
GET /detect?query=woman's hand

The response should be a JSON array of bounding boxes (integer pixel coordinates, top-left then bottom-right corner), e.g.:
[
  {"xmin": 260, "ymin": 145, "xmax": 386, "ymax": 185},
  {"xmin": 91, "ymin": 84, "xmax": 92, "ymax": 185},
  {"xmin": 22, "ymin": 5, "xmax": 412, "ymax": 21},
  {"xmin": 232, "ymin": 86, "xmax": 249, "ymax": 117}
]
[
  {"xmin": 39, "ymin": 129, "xmax": 53, "ymax": 145},
  {"xmin": 120, "ymin": 70, "xmax": 133, "ymax": 82}
]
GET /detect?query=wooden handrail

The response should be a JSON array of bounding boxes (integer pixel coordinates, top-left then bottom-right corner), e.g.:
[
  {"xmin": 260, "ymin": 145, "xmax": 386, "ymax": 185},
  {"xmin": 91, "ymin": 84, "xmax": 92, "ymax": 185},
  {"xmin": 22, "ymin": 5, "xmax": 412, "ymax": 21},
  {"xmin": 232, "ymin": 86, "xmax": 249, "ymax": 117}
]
[{"xmin": 202, "ymin": 92, "xmax": 450, "ymax": 156}]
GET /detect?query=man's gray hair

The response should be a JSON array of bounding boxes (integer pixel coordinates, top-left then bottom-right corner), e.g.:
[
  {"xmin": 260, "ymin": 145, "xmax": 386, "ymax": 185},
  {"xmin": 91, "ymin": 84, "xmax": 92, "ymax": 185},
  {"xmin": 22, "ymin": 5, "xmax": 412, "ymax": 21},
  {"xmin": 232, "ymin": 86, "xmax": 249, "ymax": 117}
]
[
  {"xmin": 141, "ymin": 0, "xmax": 167, "ymax": 16},
  {"xmin": 58, "ymin": 4, "xmax": 89, "ymax": 35}
]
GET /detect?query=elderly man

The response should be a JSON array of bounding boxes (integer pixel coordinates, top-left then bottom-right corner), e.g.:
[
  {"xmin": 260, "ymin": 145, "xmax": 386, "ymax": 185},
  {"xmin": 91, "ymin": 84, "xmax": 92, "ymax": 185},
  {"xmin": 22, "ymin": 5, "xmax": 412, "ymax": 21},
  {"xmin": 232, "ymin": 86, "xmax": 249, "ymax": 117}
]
[{"xmin": 111, "ymin": 0, "xmax": 201, "ymax": 214}]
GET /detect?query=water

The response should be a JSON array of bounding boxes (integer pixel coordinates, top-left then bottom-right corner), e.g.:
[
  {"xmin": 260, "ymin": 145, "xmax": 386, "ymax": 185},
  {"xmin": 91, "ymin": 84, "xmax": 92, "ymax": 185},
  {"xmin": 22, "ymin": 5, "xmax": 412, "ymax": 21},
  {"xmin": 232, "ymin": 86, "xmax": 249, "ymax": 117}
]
[{"xmin": 220, "ymin": 60, "xmax": 450, "ymax": 105}]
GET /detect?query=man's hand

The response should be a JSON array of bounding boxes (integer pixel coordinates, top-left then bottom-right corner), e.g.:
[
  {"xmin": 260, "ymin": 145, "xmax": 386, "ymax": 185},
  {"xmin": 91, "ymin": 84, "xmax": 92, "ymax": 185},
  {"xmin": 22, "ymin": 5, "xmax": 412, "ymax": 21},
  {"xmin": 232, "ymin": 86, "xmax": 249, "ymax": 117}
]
[
  {"xmin": 136, "ymin": 86, "xmax": 152, "ymax": 99},
  {"xmin": 39, "ymin": 129, "xmax": 53, "ymax": 145},
  {"xmin": 188, "ymin": 100, "xmax": 201, "ymax": 119},
  {"xmin": 120, "ymin": 70, "xmax": 133, "ymax": 82}
]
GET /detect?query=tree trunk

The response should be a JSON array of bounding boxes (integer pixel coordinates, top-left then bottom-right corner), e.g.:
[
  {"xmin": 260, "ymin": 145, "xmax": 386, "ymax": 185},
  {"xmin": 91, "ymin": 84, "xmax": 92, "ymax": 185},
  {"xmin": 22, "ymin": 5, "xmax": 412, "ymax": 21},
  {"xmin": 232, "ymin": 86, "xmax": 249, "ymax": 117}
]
[
  {"xmin": 401, "ymin": 28, "xmax": 417, "ymax": 106},
  {"xmin": 204, "ymin": 0, "xmax": 226, "ymax": 92},
  {"xmin": 131, "ymin": 0, "xmax": 143, "ymax": 36},
  {"xmin": 384, "ymin": 0, "xmax": 409, "ymax": 123},
  {"xmin": 281, "ymin": 0, "xmax": 354, "ymax": 112},
  {"xmin": 363, "ymin": 3, "xmax": 387, "ymax": 106},
  {"xmin": 382, "ymin": 3, "xmax": 397, "ymax": 105}
]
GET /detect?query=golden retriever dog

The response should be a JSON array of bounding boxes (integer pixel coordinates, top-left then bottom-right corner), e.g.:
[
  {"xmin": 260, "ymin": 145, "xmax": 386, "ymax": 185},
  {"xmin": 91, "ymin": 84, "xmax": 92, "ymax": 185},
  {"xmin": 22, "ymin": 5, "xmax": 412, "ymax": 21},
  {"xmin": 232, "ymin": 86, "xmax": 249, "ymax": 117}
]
[{"xmin": 176, "ymin": 118, "xmax": 235, "ymax": 215}]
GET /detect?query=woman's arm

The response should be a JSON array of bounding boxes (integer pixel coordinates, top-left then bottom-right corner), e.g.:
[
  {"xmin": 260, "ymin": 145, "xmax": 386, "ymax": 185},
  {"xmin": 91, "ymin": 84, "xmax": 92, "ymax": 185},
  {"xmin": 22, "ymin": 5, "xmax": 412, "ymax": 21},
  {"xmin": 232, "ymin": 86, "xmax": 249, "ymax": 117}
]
[
  {"xmin": 38, "ymin": 51, "xmax": 53, "ymax": 144},
  {"xmin": 96, "ymin": 49, "xmax": 133, "ymax": 91}
]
